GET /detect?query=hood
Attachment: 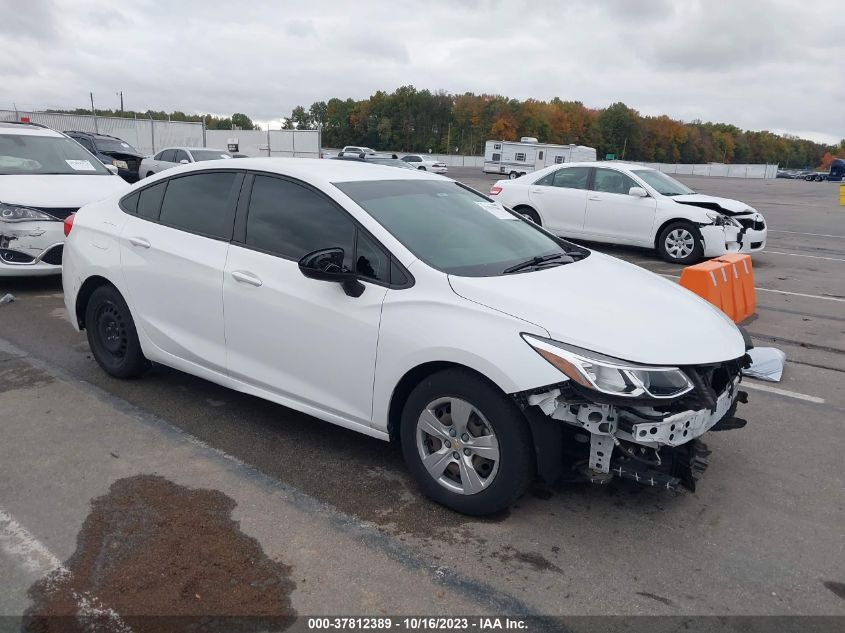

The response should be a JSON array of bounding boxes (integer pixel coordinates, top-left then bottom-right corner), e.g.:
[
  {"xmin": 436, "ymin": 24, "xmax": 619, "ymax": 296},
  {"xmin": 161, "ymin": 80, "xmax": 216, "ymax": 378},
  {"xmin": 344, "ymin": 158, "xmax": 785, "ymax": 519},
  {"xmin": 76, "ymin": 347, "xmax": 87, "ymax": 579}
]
[
  {"xmin": 0, "ymin": 174, "xmax": 129, "ymax": 209},
  {"xmin": 448, "ymin": 252, "xmax": 745, "ymax": 366},
  {"xmin": 671, "ymin": 194, "xmax": 754, "ymax": 216},
  {"xmin": 100, "ymin": 149, "xmax": 146, "ymax": 160}
]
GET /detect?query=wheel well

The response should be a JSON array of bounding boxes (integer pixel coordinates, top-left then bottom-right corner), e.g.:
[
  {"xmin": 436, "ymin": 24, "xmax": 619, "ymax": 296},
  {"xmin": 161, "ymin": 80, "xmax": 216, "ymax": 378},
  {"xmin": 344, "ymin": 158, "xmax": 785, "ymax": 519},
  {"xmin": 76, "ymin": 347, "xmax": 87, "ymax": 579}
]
[
  {"xmin": 388, "ymin": 361, "xmax": 501, "ymax": 443},
  {"xmin": 74, "ymin": 275, "xmax": 114, "ymax": 329},
  {"xmin": 653, "ymin": 218, "xmax": 698, "ymax": 250},
  {"xmin": 512, "ymin": 205, "xmax": 541, "ymax": 224}
]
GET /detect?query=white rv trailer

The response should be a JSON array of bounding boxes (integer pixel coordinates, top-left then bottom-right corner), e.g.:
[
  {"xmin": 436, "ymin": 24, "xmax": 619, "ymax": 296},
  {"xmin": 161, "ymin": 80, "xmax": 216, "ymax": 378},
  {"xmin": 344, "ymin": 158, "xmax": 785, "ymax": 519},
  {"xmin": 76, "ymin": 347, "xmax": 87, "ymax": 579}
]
[{"xmin": 483, "ymin": 137, "xmax": 597, "ymax": 178}]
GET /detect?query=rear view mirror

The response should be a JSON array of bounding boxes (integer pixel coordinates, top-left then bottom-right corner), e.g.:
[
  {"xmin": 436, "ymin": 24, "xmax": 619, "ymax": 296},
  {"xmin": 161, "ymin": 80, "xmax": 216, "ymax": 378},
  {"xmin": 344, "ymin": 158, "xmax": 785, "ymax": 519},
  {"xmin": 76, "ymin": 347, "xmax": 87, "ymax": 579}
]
[
  {"xmin": 298, "ymin": 248, "xmax": 365, "ymax": 297},
  {"xmin": 629, "ymin": 186, "xmax": 648, "ymax": 197}
]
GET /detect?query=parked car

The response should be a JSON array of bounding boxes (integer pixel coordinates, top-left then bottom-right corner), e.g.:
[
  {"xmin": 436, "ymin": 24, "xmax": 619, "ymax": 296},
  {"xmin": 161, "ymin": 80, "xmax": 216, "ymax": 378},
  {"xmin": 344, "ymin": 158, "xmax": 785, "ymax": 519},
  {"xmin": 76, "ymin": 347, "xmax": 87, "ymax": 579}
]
[
  {"xmin": 138, "ymin": 147, "xmax": 234, "ymax": 179},
  {"xmin": 333, "ymin": 152, "xmax": 419, "ymax": 170},
  {"xmin": 62, "ymin": 159, "xmax": 750, "ymax": 514},
  {"xmin": 401, "ymin": 154, "xmax": 447, "ymax": 173},
  {"xmin": 0, "ymin": 121, "xmax": 129, "ymax": 276},
  {"xmin": 341, "ymin": 145, "xmax": 376, "ymax": 155},
  {"xmin": 64, "ymin": 131, "xmax": 145, "ymax": 183},
  {"xmin": 490, "ymin": 162, "xmax": 767, "ymax": 264}
]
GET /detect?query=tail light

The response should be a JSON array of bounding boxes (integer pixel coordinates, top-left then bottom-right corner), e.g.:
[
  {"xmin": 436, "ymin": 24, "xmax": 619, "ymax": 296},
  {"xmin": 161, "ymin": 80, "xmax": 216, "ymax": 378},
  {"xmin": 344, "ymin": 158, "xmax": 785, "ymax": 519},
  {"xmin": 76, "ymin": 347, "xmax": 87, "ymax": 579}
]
[
  {"xmin": 489, "ymin": 185, "xmax": 503, "ymax": 196},
  {"xmin": 63, "ymin": 213, "xmax": 75, "ymax": 237}
]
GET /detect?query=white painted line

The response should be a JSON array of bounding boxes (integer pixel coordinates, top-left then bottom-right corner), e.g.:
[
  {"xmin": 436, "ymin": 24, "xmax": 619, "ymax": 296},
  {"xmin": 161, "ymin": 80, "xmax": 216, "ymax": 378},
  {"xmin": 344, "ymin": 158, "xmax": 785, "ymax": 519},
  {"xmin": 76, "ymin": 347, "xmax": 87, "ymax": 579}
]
[
  {"xmin": 0, "ymin": 507, "xmax": 132, "ymax": 632},
  {"xmin": 768, "ymin": 230, "xmax": 845, "ymax": 240},
  {"xmin": 656, "ymin": 273, "xmax": 845, "ymax": 303},
  {"xmin": 761, "ymin": 250, "xmax": 845, "ymax": 263},
  {"xmin": 742, "ymin": 380, "xmax": 825, "ymax": 404}
]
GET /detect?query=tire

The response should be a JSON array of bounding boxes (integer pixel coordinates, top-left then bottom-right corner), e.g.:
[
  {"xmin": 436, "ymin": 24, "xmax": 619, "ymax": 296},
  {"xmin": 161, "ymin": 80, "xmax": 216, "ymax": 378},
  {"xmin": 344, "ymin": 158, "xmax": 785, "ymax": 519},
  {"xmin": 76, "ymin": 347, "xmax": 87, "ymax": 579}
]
[
  {"xmin": 84, "ymin": 285, "xmax": 149, "ymax": 378},
  {"xmin": 514, "ymin": 206, "xmax": 541, "ymax": 225},
  {"xmin": 400, "ymin": 369, "xmax": 535, "ymax": 515},
  {"xmin": 146, "ymin": 172, "xmax": 154, "ymax": 179},
  {"xmin": 657, "ymin": 221, "xmax": 703, "ymax": 265},
  {"xmin": 509, "ymin": 171, "xmax": 519, "ymax": 180},
  {"xmin": 418, "ymin": 166, "xmax": 427, "ymax": 171}
]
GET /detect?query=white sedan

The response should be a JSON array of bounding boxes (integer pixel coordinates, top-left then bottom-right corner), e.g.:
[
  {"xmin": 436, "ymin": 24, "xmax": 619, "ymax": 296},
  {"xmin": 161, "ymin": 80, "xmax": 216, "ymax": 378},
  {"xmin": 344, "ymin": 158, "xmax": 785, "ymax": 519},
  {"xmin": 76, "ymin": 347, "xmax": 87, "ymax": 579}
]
[
  {"xmin": 138, "ymin": 147, "xmax": 234, "ymax": 179},
  {"xmin": 490, "ymin": 162, "xmax": 767, "ymax": 264},
  {"xmin": 401, "ymin": 154, "xmax": 448, "ymax": 173},
  {"xmin": 62, "ymin": 159, "xmax": 750, "ymax": 514}
]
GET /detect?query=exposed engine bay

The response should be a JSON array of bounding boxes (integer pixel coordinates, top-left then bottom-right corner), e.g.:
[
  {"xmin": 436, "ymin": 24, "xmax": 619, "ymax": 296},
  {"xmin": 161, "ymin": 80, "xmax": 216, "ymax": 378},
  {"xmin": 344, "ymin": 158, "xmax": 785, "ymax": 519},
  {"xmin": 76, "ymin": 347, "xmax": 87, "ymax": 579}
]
[{"xmin": 515, "ymin": 357, "xmax": 749, "ymax": 491}]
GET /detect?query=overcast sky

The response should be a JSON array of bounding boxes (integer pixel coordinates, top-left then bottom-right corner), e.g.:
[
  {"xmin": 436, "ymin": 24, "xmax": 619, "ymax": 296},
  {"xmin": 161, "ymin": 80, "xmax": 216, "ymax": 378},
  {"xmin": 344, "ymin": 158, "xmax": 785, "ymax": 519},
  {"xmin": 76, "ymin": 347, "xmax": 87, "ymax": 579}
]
[{"xmin": 2, "ymin": 0, "xmax": 843, "ymax": 144}]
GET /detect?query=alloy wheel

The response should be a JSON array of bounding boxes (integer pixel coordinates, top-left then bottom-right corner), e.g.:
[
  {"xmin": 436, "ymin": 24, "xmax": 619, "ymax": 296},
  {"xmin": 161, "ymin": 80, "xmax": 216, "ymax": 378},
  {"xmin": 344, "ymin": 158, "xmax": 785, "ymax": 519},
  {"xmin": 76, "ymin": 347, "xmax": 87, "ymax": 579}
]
[{"xmin": 665, "ymin": 228, "xmax": 695, "ymax": 260}]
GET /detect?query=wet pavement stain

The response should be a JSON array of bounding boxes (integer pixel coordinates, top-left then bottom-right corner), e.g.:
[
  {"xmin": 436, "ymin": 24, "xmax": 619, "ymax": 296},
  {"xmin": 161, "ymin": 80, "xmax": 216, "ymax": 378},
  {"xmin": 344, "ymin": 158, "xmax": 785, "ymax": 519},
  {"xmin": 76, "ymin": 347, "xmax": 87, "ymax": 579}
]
[
  {"xmin": 0, "ymin": 361, "xmax": 54, "ymax": 393},
  {"xmin": 491, "ymin": 545, "xmax": 563, "ymax": 574},
  {"xmin": 23, "ymin": 475, "xmax": 296, "ymax": 633},
  {"xmin": 636, "ymin": 591, "xmax": 676, "ymax": 607}
]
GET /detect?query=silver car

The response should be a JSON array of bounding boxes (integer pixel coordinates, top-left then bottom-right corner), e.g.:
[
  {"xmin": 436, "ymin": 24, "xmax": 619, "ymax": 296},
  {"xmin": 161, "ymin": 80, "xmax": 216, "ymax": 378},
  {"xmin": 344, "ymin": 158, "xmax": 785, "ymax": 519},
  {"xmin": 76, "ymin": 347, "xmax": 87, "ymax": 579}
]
[{"xmin": 138, "ymin": 147, "xmax": 234, "ymax": 179}]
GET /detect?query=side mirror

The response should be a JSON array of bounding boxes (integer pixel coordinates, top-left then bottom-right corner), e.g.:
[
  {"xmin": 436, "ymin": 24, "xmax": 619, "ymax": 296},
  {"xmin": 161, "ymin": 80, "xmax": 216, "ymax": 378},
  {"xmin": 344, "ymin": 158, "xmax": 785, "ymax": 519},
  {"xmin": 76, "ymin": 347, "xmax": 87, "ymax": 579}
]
[
  {"xmin": 298, "ymin": 248, "xmax": 365, "ymax": 297},
  {"xmin": 179, "ymin": 159, "xmax": 189, "ymax": 164},
  {"xmin": 105, "ymin": 164, "xmax": 119, "ymax": 175},
  {"xmin": 629, "ymin": 186, "xmax": 648, "ymax": 197}
]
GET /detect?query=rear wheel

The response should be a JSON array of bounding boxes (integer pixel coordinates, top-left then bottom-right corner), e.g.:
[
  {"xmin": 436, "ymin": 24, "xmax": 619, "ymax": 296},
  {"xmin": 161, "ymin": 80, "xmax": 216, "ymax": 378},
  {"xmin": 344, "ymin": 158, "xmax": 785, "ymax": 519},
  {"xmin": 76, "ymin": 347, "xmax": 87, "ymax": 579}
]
[
  {"xmin": 514, "ymin": 206, "xmax": 541, "ymax": 225},
  {"xmin": 85, "ymin": 285, "xmax": 149, "ymax": 378},
  {"xmin": 418, "ymin": 166, "xmax": 427, "ymax": 171},
  {"xmin": 509, "ymin": 171, "xmax": 520, "ymax": 179},
  {"xmin": 657, "ymin": 221, "xmax": 703, "ymax": 264},
  {"xmin": 146, "ymin": 172, "xmax": 154, "ymax": 179},
  {"xmin": 400, "ymin": 369, "xmax": 534, "ymax": 515}
]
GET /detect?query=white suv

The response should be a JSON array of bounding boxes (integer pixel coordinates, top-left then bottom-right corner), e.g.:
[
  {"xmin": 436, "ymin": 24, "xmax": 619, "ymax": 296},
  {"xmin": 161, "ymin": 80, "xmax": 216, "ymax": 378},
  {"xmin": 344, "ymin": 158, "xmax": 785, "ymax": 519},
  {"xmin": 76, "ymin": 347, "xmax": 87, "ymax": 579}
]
[
  {"xmin": 62, "ymin": 158, "xmax": 750, "ymax": 514},
  {"xmin": 0, "ymin": 121, "xmax": 129, "ymax": 276}
]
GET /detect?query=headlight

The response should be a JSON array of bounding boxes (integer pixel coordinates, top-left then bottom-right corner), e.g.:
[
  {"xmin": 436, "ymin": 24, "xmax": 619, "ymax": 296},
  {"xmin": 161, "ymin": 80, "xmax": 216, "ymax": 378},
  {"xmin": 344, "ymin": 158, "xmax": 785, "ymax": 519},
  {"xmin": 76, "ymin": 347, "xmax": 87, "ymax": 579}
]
[
  {"xmin": 112, "ymin": 160, "xmax": 129, "ymax": 170},
  {"xmin": 705, "ymin": 211, "xmax": 739, "ymax": 227},
  {"xmin": 523, "ymin": 334, "xmax": 694, "ymax": 399},
  {"xmin": 0, "ymin": 202, "xmax": 56, "ymax": 222}
]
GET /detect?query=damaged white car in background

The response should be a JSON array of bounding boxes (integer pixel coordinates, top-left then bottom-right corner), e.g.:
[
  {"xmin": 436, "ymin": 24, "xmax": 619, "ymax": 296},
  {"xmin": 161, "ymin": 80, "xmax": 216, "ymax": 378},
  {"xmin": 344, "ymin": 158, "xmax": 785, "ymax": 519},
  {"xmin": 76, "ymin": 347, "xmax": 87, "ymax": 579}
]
[
  {"xmin": 490, "ymin": 162, "xmax": 767, "ymax": 264},
  {"xmin": 0, "ymin": 121, "xmax": 129, "ymax": 276}
]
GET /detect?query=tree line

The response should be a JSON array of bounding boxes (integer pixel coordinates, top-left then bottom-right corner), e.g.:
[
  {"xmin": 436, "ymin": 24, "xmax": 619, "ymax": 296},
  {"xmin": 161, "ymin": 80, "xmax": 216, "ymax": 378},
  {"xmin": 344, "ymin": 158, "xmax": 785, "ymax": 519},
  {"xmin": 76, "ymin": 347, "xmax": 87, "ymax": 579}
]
[{"xmin": 282, "ymin": 86, "xmax": 843, "ymax": 168}]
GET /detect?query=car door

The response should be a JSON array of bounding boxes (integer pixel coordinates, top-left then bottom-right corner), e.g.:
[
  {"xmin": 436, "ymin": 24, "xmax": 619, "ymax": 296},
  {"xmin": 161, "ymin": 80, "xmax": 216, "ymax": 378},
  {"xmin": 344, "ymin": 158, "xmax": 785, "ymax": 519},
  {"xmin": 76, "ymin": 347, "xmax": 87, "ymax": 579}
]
[
  {"xmin": 526, "ymin": 166, "xmax": 590, "ymax": 235},
  {"xmin": 172, "ymin": 149, "xmax": 190, "ymax": 166},
  {"xmin": 154, "ymin": 149, "xmax": 177, "ymax": 173},
  {"xmin": 582, "ymin": 168, "xmax": 657, "ymax": 245},
  {"xmin": 119, "ymin": 170, "xmax": 243, "ymax": 375},
  {"xmin": 223, "ymin": 173, "xmax": 389, "ymax": 424}
]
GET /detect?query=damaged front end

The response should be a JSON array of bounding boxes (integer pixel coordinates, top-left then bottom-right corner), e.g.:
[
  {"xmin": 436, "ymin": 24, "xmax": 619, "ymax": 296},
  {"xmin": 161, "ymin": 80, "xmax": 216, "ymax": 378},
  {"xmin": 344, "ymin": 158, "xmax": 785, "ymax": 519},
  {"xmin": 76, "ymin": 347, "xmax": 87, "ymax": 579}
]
[
  {"xmin": 0, "ymin": 203, "xmax": 70, "ymax": 272},
  {"xmin": 515, "ymin": 334, "xmax": 750, "ymax": 491}
]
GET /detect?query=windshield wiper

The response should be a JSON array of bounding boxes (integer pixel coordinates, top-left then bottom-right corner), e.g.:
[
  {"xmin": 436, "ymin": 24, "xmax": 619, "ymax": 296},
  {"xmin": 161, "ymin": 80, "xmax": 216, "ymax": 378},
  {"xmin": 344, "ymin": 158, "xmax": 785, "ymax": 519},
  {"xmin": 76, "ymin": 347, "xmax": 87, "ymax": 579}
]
[{"xmin": 503, "ymin": 253, "xmax": 573, "ymax": 274}]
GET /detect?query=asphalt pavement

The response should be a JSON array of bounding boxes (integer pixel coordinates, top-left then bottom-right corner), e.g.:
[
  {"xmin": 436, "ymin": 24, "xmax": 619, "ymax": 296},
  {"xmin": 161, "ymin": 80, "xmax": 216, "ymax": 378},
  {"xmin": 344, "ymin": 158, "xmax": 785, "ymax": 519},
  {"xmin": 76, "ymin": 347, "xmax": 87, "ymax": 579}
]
[{"xmin": 1, "ymin": 170, "xmax": 843, "ymax": 625}]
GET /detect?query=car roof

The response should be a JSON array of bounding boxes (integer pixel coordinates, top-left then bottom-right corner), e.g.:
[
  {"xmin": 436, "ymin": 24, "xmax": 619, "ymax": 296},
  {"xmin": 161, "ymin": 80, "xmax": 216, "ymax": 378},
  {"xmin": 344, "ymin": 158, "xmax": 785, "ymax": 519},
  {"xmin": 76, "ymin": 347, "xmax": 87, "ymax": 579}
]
[
  {"xmin": 64, "ymin": 130, "xmax": 122, "ymax": 140},
  {"xmin": 157, "ymin": 147, "xmax": 230, "ymax": 152},
  {"xmin": 0, "ymin": 121, "xmax": 64, "ymax": 137},
  {"xmin": 143, "ymin": 157, "xmax": 446, "ymax": 186}
]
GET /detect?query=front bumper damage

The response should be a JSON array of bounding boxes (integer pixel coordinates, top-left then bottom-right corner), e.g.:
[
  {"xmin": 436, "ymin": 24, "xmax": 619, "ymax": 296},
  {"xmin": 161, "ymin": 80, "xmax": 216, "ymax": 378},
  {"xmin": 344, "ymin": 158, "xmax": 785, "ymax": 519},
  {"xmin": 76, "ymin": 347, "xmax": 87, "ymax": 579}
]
[
  {"xmin": 0, "ymin": 220, "xmax": 65, "ymax": 276},
  {"xmin": 515, "ymin": 358, "xmax": 749, "ymax": 491}
]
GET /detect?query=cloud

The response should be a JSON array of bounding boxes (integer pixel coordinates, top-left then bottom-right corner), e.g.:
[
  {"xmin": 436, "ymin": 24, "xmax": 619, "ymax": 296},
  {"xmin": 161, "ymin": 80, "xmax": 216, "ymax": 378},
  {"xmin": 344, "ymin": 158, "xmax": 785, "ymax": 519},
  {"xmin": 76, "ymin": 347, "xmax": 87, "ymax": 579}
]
[{"xmin": 1, "ymin": 0, "xmax": 842, "ymax": 142}]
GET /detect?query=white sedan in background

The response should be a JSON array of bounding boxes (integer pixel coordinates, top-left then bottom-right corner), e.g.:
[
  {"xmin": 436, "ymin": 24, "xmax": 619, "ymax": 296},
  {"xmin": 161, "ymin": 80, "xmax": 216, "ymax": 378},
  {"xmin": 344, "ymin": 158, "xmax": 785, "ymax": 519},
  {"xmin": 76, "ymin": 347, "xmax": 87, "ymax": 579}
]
[
  {"xmin": 138, "ymin": 147, "xmax": 234, "ymax": 179},
  {"xmin": 401, "ymin": 154, "xmax": 448, "ymax": 173},
  {"xmin": 490, "ymin": 162, "xmax": 767, "ymax": 264}
]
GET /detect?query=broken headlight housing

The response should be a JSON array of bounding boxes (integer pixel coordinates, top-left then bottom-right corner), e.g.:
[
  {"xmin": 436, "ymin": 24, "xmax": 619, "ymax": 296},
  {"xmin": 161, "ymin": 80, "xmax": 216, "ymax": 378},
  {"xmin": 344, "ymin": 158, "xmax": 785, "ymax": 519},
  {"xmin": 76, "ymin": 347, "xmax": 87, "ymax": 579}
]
[
  {"xmin": 523, "ymin": 334, "xmax": 694, "ymax": 399},
  {"xmin": 0, "ymin": 202, "xmax": 55, "ymax": 223},
  {"xmin": 705, "ymin": 211, "xmax": 740, "ymax": 228}
]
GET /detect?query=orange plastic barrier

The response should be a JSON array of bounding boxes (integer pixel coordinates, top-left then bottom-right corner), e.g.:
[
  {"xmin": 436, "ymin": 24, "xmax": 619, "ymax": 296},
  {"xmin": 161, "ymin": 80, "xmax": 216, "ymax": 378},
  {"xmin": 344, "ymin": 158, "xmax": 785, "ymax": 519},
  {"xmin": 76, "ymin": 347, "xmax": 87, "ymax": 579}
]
[
  {"xmin": 715, "ymin": 253, "xmax": 756, "ymax": 322},
  {"xmin": 678, "ymin": 254, "xmax": 756, "ymax": 324}
]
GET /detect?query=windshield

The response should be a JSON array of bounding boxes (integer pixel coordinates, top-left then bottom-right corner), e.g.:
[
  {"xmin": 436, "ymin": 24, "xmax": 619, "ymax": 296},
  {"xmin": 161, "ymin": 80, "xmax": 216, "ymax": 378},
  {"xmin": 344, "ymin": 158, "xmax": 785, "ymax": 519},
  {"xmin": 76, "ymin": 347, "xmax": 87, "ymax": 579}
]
[
  {"xmin": 94, "ymin": 138, "xmax": 138, "ymax": 154},
  {"xmin": 335, "ymin": 180, "xmax": 585, "ymax": 276},
  {"xmin": 632, "ymin": 170, "xmax": 695, "ymax": 196},
  {"xmin": 0, "ymin": 134, "xmax": 111, "ymax": 175},
  {"xmin": 190, "ymin": 150, "xmax": 233, "ymax": 162}
]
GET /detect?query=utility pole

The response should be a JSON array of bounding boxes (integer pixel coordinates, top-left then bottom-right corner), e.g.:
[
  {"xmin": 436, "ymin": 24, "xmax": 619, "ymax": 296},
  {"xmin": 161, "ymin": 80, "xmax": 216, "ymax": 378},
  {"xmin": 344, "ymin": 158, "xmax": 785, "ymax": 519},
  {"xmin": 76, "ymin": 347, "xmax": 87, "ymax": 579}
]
[
  {"xmin": 117, "ymin": 91, "xmax": 124, "ymax": 115},
  {"xmin": 621, "ymin": 137, "xmax": 628, "ymax": 160},
  {"xmin": 90, "ymin": 92, "xmax": 99, "ymax": 133}
]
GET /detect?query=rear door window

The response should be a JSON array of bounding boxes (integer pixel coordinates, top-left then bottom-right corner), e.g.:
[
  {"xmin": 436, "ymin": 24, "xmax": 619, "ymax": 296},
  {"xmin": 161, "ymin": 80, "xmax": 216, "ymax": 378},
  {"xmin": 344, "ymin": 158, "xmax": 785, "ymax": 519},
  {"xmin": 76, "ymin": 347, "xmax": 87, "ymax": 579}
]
[
  {"xmin": 158, "ymin": 172, "xmax": 240, "ymax": 239},
  {"xmin": 535, "ymin": 167, "xmax": 590, "ymax": 189},
  {"xmin": 136, "ymin": 181, "xmax": 166, "ymax": 220},
  {"xmin": 159, "ymin": 149, "xmax": 176, "ymax": 162}
]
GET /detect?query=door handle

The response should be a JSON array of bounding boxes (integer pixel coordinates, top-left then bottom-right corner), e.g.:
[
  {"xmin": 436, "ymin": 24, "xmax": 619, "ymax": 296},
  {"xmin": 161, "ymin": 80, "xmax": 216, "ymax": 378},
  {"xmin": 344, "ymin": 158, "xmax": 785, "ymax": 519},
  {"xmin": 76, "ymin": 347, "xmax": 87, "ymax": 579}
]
[
  {"xmin": 588, "ymin": 195, "xmax": 601, "ymax": 201},
  {"xmin": 231, "ymin": 270, "xmax": 263, "ymax": 287},
  {"xmin": 529, "ymin": 188, "xmax": 544, "ymax": 194},
  {"xmin": 128, "ymin": 237, "xmax": 151, "ymax": 248}
]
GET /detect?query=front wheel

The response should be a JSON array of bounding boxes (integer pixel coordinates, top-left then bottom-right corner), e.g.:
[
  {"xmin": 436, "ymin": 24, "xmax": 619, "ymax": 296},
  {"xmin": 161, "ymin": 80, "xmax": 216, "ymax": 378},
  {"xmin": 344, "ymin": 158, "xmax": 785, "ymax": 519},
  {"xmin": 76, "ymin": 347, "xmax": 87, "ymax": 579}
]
[
  {"xmin": 514, "ymin": 206, "xmax": 541, "ymax": 225},
  {"xmin": 418, "ymin": 166, "xmax": 427, "ymax": 171},
  {"xmin": 85, "ymin": 285, "xmax": 149, "ymax": 378},
  {"xmin": 400, "ymin": 369, "xmax": 535, "ymax": 515},
  {"xmin": 657, "ymin": 221, "xmax": 703, "ymax": 264}
]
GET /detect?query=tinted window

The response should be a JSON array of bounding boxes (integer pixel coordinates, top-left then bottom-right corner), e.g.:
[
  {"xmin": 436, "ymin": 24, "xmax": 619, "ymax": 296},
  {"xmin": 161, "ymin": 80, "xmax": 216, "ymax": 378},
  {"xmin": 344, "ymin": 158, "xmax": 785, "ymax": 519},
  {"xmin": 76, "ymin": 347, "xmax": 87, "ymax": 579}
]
[
  {"xmin": 159, "ymin": 172, "xmax": 239, "ymax": 238},
  {"xmin": 75, "ymin": 137, "xmax": 95, "ymax": 152},
  {"xmin": 491, "ymin": 153, "xmax": 501, "ymax": 162},
  {"xmin": 245, "ymin": 176, "xmax": 355, "ymax": 268},
  {"xmin": 535, "ymin": 166, "xmax": 589, "ymax": 189},
  {"xmin": 136, "ymin": 181, "xmax": 166, "ymax": 220},
  {"xmin": 355, "ymin": 232, "xmax": 389, "ymax": 282},
  {"xmin": 593, "ymin": 168, "xmax": 638, "ymax": 195},
  {"xmin": 172, "ymin": 150, "xmax": 190, "ymax": 163},
  {"xmin": 159, "ymin": 149, "xmax": 176, "ymax": 162},
  {"xmin": 120, "ymin": 191, "xmax": 140, "ymax": 214},
  {"xmin": 154, "ymin": 151, "xmax": 165, "ymax": 160}
]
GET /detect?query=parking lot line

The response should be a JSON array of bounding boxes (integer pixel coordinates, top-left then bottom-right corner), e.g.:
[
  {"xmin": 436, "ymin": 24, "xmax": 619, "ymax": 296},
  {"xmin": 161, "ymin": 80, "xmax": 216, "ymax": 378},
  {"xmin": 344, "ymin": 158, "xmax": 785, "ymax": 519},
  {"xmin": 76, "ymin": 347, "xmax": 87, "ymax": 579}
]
[
  {"xmin": 656, "ymin": 273, "xmax": 845, "ymax": 303},
  {"xmin": 768, "ymin": 230, "xmax": 845, "ymax": 240},
  {"xmin": 741, "ymin": 380, "xmax": 825, "ymax": 404},
  {"xmin": 760, "ymin": 250, "xmax": 845, "ymax": 263}
]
